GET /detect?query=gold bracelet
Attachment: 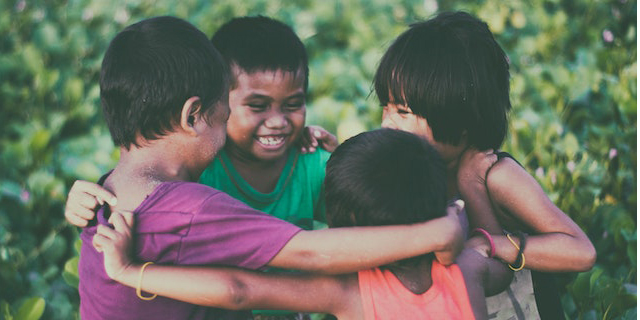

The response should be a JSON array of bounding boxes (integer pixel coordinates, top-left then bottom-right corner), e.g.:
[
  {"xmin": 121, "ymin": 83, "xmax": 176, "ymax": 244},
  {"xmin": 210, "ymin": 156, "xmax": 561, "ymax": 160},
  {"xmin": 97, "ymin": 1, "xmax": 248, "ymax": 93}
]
[
  {"xmin": 506, "ymin": 233, "xmax": 526, "ymax": 271},
  {"xmin": 136, "ymin": 261, "xmax": 158, "ymax": 300}
]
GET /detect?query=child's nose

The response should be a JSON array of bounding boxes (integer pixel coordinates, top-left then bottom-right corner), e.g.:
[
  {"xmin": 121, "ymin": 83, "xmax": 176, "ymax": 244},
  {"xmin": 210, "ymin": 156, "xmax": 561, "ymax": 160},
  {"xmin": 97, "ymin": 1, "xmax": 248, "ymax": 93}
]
[{"xmin": 264, "ymin": 112, "xmax": 287, "ymax": 129}]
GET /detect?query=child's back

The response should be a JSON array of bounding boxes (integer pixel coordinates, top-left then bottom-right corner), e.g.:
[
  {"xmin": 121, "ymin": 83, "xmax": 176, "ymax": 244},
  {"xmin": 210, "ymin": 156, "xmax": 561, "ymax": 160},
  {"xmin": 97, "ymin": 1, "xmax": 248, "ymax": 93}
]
[{"xmin": 324, "ymin": 128, "xmax": 510, "ymax": 319}]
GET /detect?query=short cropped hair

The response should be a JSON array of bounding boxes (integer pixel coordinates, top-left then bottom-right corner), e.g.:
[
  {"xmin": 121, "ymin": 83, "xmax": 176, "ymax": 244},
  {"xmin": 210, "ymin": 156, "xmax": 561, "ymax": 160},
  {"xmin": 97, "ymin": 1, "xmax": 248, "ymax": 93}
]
[
  {"xmin": 100, "ymin": 16, "xmax": 229, "ymax": 149},
  {"xmin": 325, "ymin": 128, "xmax": 447, "ymax": 228},
  {"xmin": 211, "ymin": 16, "xmax": 308, "ymax": 90},
  {"xmin": 374, "ymin": 11, "xmax": 511, "ymax": 150}
]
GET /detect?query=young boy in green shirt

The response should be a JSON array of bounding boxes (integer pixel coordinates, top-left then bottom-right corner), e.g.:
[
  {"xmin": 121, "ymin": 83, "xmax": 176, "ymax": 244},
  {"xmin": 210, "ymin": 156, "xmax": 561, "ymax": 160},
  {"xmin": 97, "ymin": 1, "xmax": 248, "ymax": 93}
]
[{"xmin": 198, "ymin": 16, "xmax": 331, "ymax": 230}]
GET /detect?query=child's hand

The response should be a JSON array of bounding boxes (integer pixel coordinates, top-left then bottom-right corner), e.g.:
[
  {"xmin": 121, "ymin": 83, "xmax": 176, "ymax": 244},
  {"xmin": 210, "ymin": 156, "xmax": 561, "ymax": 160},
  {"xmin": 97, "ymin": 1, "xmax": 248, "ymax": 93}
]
[
  {"xmin": 92, "ymin": 211, "xmax": 135, "ymax": 281},
  {"xmin": 300, "ymin": 125, "xmax": 339, "ymax": 153},
  {"xmin": 457, "ymin": 148, "xmax": 497, "ymax": 189},
  {"xmin": 65, "ymin": 180, "xmax": 117, "ymax": 227}
]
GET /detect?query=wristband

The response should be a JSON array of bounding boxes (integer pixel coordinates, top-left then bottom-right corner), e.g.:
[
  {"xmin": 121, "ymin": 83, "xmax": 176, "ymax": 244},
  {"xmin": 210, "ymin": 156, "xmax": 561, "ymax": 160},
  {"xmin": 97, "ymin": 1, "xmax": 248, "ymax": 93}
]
[
  {"xmin": 472, "ymin": 228, "xmax": 495, "ymax": 258},
  {"xmin": 506, "ymin": 232, "xmax": 526, "ymax": 271},
  {"xmin": 136, "ymin": 262, "xmax": 158, "ymax": 301}
]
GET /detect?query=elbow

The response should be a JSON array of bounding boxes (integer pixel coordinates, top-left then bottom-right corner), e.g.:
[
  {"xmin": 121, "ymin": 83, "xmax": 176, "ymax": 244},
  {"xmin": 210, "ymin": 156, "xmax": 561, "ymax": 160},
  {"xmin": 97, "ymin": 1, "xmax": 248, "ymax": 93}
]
[
  {"xmin": 575, "ymin": 242, "xmax": 597, "ymax": 272},
  {"xmin": 203, "ymin": 276, "xmax": 252, "ymax": 310}
]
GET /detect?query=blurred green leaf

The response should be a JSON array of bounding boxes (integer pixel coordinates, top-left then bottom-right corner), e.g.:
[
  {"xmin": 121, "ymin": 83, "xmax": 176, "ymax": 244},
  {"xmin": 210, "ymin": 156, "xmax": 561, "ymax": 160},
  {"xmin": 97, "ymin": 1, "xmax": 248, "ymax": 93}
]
[{"xmin": 14, "ymin": 297, "xmax": 45, "ymax": 320}]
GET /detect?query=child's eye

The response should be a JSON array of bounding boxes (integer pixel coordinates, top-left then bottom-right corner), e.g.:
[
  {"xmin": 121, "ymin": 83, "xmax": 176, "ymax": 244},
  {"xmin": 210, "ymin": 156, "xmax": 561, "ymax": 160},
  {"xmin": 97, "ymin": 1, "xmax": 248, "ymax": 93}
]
[
  {"xmin": 284, "ymin": 103, "xmax": 304, "ymax": 111},
  {"xmin": 397, "ymin": 109, "xmax": 411, "ymax": 115},
  {"xmin": 248, "ymin": 103, "xmax": 268, "ymax": 110}
]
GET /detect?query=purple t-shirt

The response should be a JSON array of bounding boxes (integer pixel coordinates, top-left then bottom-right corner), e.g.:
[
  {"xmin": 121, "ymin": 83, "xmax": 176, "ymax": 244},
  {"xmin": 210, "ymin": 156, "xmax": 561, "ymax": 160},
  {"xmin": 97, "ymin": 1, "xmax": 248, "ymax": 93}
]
[{"xmin": 79, "ymin": 181, "xmax": 302, "ymax": 320}]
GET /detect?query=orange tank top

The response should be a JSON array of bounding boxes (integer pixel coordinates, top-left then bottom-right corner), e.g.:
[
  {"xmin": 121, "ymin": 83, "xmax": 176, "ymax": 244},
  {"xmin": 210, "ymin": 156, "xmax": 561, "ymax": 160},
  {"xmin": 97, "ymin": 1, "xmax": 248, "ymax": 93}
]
[{"xmin": 358, "ymin": 260, "xmax": 475, "ymax": 319}]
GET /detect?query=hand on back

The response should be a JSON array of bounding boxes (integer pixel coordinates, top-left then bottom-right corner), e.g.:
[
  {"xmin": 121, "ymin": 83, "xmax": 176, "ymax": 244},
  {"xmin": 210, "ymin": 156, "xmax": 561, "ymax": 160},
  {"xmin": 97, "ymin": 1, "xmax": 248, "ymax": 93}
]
[
  {"xmin": 92, "ymin": 211, "xmax": 135, "ymax": 281},
  {"xmin": 299, "ymin": 125, "xmax": 338, "ymax": 153},
  {"xmin": 65, "ymin": 180, "xmax": 116, "ymax": 227}
]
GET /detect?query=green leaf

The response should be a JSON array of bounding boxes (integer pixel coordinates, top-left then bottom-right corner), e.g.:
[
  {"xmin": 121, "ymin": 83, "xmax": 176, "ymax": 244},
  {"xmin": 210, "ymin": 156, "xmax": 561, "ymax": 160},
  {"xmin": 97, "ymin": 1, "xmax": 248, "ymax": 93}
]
[
  {"xmin": 589, "ymin": 268, "xmax": 604, "ymax": 295},
  {"xmin": 14, "ymin": 297, "xmax": 45, "ymax": 320},
  {"xmin": 62, "ymin": 256, "xmax": 80, "ymax": 289},
  {"xmin": 1, "ymin": 300, "xmax": 14, "ymax": 320}
]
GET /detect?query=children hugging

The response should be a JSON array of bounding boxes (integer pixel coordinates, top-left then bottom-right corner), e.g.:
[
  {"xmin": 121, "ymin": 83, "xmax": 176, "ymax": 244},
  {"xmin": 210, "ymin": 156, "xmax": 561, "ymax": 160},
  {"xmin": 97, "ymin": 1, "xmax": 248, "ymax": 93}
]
[{"xmin": 67, "ymin": 11, "xmax": 595, "ymax": 320}]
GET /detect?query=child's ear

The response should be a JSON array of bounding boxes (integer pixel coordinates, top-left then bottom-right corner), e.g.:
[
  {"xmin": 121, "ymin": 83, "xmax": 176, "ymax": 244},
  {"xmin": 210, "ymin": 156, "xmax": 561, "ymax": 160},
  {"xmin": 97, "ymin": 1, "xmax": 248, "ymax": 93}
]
[{"xmin": 179, "ymin": 96, "xmax": 202, "ymax": 136}]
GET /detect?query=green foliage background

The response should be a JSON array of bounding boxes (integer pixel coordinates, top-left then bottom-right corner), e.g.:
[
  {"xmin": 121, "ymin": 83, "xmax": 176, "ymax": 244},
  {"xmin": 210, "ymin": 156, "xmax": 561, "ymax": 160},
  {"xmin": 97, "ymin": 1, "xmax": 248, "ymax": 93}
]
[{"xmin": 0, "ymin": 0, "xmax": 636, "ymax": 319}]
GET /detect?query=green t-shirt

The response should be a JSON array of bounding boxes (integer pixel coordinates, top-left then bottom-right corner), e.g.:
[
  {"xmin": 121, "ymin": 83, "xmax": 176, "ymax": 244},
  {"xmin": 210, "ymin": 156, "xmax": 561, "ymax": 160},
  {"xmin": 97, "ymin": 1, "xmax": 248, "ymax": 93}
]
[
  {"xmin": 199, "ymin": 148, "xmax": 331, "ymax": 316},
  {"xmin": 199, "ymin": 148, "xmax": 330, "ymax": 230}
]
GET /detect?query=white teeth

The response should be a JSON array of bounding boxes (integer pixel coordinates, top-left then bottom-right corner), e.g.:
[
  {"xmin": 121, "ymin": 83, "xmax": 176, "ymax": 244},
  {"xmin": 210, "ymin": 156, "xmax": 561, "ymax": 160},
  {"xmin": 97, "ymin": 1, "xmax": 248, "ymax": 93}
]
[{"xmin": 258, "ymin": 136, "xmax": 285, "ymax": 146}]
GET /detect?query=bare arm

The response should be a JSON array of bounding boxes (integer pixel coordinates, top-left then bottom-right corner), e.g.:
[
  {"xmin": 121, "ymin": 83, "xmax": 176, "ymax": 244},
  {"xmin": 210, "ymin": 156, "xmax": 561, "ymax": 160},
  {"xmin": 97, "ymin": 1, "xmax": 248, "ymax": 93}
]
[
  {"xmin": 116, "ymin": 264, "xmax": 358, "ymax": 315},
  {"xmin": 486, "ymin": 158, "xmax": 596, "ymax": 272},
  {"xmin": 456, "ymin": 148, "xmax": 502, "ymax": 234},
  {"xmin": 457, "ymin": 247, "xmax": 513, "ymax": 320},
  {"xmin": 93, "ymin": 213, "xmax": 361, "ymax": 317},
  {"xmin": 269, "ymin": 201, "xmax": 464, "ymax": 273}
]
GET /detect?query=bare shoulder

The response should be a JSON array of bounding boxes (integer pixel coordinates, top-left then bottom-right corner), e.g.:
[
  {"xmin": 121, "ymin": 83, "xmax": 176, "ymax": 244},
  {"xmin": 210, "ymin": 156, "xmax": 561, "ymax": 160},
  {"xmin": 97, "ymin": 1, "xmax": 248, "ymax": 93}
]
[
  {"xmin": 486, "ymin": 157, "xmax": 530, "ymax": 186},
  {"xmin": 485, "ymin": 156, "xmax": 543, "ymax": 200}
]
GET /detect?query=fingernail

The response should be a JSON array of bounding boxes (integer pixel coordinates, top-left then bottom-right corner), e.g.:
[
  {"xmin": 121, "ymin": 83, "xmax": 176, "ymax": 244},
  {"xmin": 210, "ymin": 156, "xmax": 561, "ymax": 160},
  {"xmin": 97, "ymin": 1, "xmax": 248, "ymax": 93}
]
[
  {"xmin": 314, "ymin": 131, "xmax": 322, "ymax": 138},
  {"xmin": 454, "ymin": 199, "xmax": 465, "ymax": 208},
  {"xmin": 111, "ymin": 198, "xmax": 118, "ymax": 206}
]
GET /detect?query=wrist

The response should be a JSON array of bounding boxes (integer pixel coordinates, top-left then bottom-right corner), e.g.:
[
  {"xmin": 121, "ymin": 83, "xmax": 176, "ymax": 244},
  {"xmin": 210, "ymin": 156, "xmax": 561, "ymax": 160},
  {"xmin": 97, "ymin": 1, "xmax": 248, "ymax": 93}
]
[
  {"xmin": 471, "ymin": 228, "xmax": 495, "ymax": 258},
  {"xmin": 115, "ymin": 263, "xmax": 140, "ymax": 287},
  {"xmin": 493, "ymin": 236, "xmax": 519, "ymax": 264}
]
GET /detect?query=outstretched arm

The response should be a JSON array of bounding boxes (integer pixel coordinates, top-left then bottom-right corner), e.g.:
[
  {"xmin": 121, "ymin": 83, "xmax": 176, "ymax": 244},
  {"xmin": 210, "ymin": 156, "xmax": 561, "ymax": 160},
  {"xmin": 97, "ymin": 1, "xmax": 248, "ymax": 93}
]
[
  {"xmin": 269, "ymin": 201, "xmax": 464, "ymax": 273},
  {"xmin": 485, "ymin": 158, "xmax": 596, "ymax": 272},
  {"xmin": 93, "ymin": 213, "xmax": 360, "ymax": 317}
]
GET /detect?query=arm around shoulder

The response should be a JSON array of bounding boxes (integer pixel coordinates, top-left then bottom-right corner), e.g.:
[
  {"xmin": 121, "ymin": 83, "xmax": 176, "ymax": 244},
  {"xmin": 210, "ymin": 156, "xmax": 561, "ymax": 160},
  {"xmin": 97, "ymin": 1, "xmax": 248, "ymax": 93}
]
[{"xmin": 269, "ymin": 207, "xmax": 463, "ymax": 274}]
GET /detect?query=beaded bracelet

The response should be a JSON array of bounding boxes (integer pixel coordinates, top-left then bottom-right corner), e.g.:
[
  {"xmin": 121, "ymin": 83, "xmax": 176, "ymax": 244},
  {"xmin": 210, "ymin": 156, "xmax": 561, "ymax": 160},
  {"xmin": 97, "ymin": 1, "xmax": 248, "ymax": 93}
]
[
  {"xmin": 506, "ymin": 231, "xmax": 527, "ymax": 271},
  {"xmin": 137, "ymin": 261, "xmax": 158, "ymax": 301},
  {"xmin": 472, "ymin": 228, "xmax": 496, "ymax": 258}
]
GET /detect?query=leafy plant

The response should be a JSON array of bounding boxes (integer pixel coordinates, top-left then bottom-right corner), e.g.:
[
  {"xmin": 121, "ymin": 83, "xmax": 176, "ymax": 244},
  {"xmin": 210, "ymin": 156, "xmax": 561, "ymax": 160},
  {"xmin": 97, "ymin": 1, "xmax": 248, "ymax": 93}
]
[{"xmin": 0, "ymin": 0, "xmax": 635, "ymax": 318}]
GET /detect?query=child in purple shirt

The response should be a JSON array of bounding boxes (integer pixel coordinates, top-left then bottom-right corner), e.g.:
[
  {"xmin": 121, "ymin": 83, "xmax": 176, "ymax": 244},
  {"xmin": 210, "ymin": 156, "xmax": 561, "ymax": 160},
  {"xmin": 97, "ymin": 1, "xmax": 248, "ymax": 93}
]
[{"xmin": 79, "ymin": 16, "xmax": 466, "ymax": 320}]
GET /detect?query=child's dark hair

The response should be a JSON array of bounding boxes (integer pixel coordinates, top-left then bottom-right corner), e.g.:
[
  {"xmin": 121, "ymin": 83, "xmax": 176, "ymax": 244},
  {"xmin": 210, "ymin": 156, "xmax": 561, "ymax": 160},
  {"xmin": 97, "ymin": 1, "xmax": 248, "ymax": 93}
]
[
  {"xmin": 211, "ymin": 15, "xmax": 308, "ymax": 90},
  {"xmin": 100, "ymin": 16, "xmax": 229, "ymax": 149},
  {"xmin": 374, "ymin": 11, "xmax": 511, "ymax": 150},
  {"xmin": 324, "ymin": 129, "xmax": 447, "ymax": 266},
  {"xmin": 325, "ymin": 128, "xmax": 447, "ymax": 229}
]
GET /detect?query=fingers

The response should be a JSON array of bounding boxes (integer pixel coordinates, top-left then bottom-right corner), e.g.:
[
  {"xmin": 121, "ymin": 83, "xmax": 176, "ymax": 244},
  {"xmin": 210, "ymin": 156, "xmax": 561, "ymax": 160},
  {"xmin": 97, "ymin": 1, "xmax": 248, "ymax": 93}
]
[
  {"xmin": 93, "ymin": 233, "xmax": 108, "ymax": 252},
  {"xmin": 65, "ymin": 180, "xmax": 118, "ymax": 227},
  {"xmin": 309, "ymin": 125, "xmax": 338, "ymax": 152},
  {"xmin": 448, "ymin": 199, "xmax": 465, "ymax": 215},
  {"xmin": 96, "ymin": 224, "xmax": 119, "ymax": 239},
  {"xmin": 73, "ymin": 180, "xmax": 118, "ymax": 206},
  {"xmin": 299, "ymin": 126, "xmax": 318, "ymax": 154},
  {"xmin": 65, "ymin": 209, "xmax": 92, "ymax": 227},
  {"xmin": 108, "ymin": 211, "xmax": 134, "ymax": 238}
]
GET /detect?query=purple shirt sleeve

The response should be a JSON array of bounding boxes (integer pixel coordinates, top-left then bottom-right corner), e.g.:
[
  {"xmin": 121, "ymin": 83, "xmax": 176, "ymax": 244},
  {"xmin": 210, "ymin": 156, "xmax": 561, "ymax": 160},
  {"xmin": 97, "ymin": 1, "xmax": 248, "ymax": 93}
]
[{"xmin": 134, "ymin": 182, "xmax": 302, "ymax": 270}]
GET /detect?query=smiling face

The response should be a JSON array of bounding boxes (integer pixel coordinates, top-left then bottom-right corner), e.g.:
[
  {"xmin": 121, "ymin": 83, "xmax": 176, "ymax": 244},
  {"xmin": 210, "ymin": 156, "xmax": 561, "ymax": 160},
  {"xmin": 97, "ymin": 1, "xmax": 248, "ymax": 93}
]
[
  {"xmin": 381, "ymin": 103, "xmax": 466, "ymax": 166},
  {"xmin": 225, "ymin": 68, "xmax": 306, "ymax": 163}
]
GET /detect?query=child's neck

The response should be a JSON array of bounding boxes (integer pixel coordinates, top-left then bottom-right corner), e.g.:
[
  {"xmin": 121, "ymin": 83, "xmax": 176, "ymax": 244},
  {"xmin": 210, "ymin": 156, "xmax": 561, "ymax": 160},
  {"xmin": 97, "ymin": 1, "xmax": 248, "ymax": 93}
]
[
  {"xmin": 387, "ymin": 257, "xmax": 434, "ymax": 295},
  {"xmin": 224, "ymin": 146, "xmax": 291, "ymax": 194},
  {"xmin": 105, "ymin": 145, "xmax": 198, "ymax": 212}
]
